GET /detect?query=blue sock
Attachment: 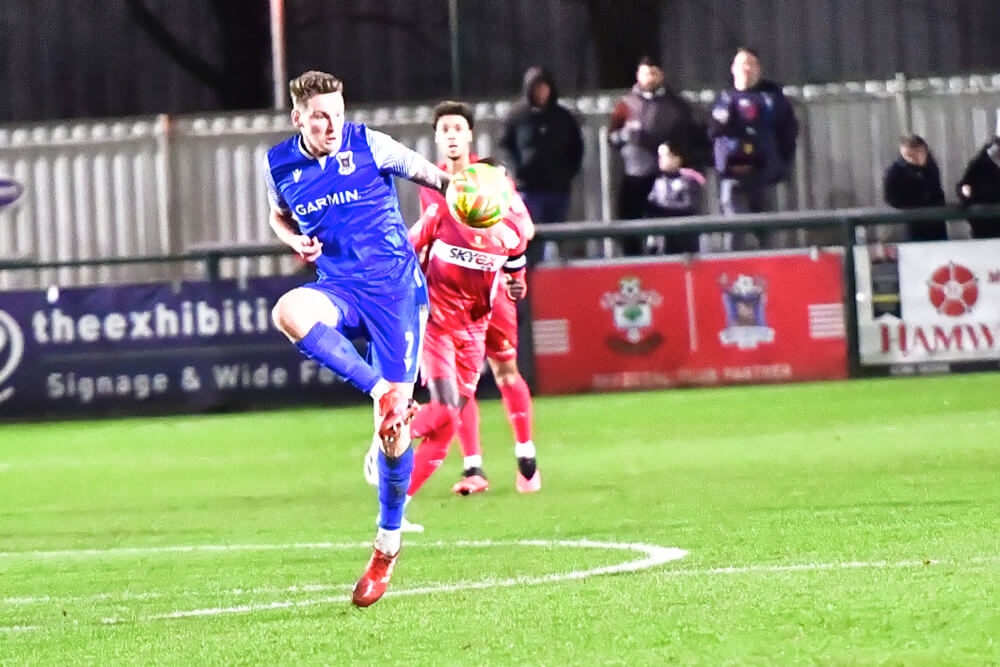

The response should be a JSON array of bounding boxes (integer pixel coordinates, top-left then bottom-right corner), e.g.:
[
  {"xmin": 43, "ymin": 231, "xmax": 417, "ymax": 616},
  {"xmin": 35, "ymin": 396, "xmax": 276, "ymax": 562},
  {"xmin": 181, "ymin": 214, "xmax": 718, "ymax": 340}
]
[
  {"xmin": 296, "ymin": 322, "xmax": 380, "ymax": 394},
  {"xmin": 377, "ymin": 447, "xmax": 413, "ymax": 531}
]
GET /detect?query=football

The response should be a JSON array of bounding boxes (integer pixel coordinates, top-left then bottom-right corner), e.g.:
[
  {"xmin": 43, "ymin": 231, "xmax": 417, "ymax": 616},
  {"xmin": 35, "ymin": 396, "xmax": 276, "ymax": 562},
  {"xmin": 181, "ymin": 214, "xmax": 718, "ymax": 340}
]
[{"xmin": 445, "ymin": 163, "xmax": 513, "ymax": 229}]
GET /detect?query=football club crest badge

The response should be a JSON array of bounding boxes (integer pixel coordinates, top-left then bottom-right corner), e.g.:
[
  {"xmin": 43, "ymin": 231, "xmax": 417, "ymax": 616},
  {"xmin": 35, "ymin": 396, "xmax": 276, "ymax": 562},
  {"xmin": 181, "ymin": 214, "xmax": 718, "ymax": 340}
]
[
  {"xmin": 336, "ymin": 151, "xmax": 355, "ymax": 175},
  {"xmin": 0, "ymin": 177, "xmax": 24, "ymax": 210},
  {"xmin": 718, "ymin": 273, "xmax": 775, "ymax": 349},
  {"xmin": 0, "ymin": 309, "xmax": 25, "ymax": 405},
  {"xmin": 601, "ymin": 277, "xmax": 664, "ymax": 355}
]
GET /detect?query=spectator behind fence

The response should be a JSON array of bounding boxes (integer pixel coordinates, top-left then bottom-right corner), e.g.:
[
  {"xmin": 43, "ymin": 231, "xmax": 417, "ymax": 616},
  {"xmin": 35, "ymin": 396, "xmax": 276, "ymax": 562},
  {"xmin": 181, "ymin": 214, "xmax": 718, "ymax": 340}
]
[
  {"xmin": 609, "ymin": 55, "xmax": 707, "ymax": 256},
  {"xmin": 882, "ymin": 134, "xmax": 947, "ymax": 241},
  {"xmin": 709, "ymin": 47, "xmax": 798, "ymax": 249},
  {"xmin": 956, "ymin": 134, "xmax": 1000, "ymax": 239},
  {"xmin": 645, "ymin": 142, "xmax": 705, "ymax": 254},
  {"xmin": 500, "ymin": 66, "xmax": 584, "ymax": 262}
]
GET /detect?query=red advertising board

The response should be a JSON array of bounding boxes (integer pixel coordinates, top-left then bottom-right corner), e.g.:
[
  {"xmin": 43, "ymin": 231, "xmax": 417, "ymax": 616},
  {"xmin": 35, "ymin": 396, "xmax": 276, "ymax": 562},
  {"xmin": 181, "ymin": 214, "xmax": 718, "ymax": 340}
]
[{"xmin": 530, "ymin": 252, "xmax": 847, "ymax": 394}]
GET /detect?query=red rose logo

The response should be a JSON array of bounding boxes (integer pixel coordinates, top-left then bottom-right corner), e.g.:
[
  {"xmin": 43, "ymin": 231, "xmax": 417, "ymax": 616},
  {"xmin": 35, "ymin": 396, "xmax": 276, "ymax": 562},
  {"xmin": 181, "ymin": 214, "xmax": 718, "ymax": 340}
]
[{"xmin": 927, "ymin": 262, "xmax": 978, "ymax": 316}]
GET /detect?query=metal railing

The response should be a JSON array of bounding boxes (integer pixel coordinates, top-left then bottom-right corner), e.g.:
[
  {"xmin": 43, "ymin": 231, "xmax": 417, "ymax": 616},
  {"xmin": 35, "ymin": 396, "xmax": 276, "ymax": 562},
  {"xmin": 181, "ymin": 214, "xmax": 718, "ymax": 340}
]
[
  {"xmin": 4, "ymin": 204, "xmax": 1000, "ymax": 380},
  {"xmin": 2, "ymin": 72, "xmax": 999, "ymax": 292}
]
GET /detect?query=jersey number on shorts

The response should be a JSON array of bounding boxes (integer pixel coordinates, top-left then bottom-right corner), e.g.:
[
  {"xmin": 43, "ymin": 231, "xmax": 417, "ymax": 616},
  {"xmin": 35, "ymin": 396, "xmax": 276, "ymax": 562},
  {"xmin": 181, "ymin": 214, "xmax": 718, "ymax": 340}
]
[{"xmin": 404, "ymin": 331, "xmax": 415, "ymax": 372}]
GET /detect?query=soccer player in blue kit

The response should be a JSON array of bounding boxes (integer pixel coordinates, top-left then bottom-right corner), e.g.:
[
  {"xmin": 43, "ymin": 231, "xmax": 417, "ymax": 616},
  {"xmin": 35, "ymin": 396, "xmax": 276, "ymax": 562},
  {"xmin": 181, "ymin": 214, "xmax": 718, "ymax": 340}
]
[{"xmin": 263, "ymin": 71, "xmax": 450, "ymax": 607}]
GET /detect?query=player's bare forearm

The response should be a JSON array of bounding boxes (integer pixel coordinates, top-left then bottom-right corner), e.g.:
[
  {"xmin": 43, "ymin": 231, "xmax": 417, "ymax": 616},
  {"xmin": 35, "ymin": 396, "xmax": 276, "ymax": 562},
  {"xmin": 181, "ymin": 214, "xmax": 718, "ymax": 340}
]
[
  {"xmin": 269, "ymin": 208, "xmax": 323, "ymax": 262},
  {"xmin": 269, "ymin": 209, "xmax": 300, "ymax": 247}
]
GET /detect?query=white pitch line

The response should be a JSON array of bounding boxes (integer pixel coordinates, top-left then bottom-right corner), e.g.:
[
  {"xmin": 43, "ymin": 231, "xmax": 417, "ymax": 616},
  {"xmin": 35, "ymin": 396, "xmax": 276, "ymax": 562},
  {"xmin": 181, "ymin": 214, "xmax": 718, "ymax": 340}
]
[
  {"xmin": 0, "ymin": 541, "xmax": 370, "ymax": 560},
  {"xmin": 4, "ymin": 583, "xmax": 355, "ymax": 607},
  {"xmin": 142, "ymin": 540, "xmax": 686, "ymax": 622},
  {"xmin": 0, "ymin": 625, "xmax": 40, "ymax": 633},
  {"xmin": 142, "ymin": 552, "xmax": 1000, "ymax": 622},
  {"xmin": 0, "ymin": 538, "xmax": 677, "ymax": 561},
  {"xmin": 13, "ymin": 554, "xmax": 1000, "ymax": 608},
  {"xmin": 1, "ymin": 539, "xmax": 685, "ymax": 618},
  {"xmin": 6, "ymin": 541, "xmax": 999, "ymax": 630},
  {"xmin": 661, "ymin": 558, "xmax": 936, "ymax": 577}
]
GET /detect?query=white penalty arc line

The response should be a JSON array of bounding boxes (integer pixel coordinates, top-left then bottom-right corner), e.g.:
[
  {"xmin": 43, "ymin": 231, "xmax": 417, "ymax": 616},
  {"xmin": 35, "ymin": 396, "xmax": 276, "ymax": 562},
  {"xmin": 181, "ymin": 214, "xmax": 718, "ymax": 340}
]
[
  {"xmin": 146, "ymin": 546, "xmax": 686, "ymax": 621},
  {"xmin": 9, "ymin": 554, "xmax": 1000, "ymax": 609},
  {"xmin": 131, "ymin": 552, "xmax": 1000, "ymax": 623},
  {"xmin": 3, "ymin": 540, "xmax": 684, "ymax": 608},
  {"xmin": 4, "ymin": 541, "xmax": 999, "ymax": 630},
  {"xmin": 146, "ymin": 540, "xmax": 686, "ymax": 622},
  {"xmin": 0, "ymin": 539, "xmax": 686, "ymax": 625}
]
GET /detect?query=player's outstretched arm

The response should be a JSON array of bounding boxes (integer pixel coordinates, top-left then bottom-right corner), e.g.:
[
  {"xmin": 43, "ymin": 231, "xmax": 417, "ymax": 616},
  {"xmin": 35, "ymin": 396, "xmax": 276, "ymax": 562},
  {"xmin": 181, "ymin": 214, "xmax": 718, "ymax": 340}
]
[
  {"xmin": 407, "ymin": 203, "xmax": 440, "ymax": 253},
  {"xmin": 409, "ymin": 159, "xmax": 452, "ymax": 195},
  {"xmin": 367, "ymin": 128, "xmax": 451, "ymax": 195},
  {"xmin": 269, "ymin": 207, "xmax": 323, "ymax": 262}
]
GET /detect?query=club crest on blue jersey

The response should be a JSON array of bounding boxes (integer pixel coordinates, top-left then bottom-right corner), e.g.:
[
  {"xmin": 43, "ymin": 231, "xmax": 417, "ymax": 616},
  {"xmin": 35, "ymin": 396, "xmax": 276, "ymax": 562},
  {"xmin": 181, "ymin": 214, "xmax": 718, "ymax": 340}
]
[{"xmin": 336, "ymin": 151, "xmax": 356, "ymax": 175}]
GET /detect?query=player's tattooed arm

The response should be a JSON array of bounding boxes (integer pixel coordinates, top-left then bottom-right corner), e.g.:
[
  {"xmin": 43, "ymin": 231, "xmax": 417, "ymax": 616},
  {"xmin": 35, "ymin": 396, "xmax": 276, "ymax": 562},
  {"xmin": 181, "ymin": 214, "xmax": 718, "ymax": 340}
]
[
  {"xmin": 367, "ymin": 128, "xmax": 451, "ymax": 195},
  {"xmin": 409, "ymin": 160, "xmax": 451, "ymax": 195}
]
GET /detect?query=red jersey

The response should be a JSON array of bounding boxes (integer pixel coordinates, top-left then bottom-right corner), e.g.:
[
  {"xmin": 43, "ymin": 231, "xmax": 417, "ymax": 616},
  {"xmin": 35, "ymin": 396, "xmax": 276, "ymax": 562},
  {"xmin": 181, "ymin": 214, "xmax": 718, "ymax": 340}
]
[{"xmin": 410, "ymin": 187, "xmax": 531, "ymax": 332}]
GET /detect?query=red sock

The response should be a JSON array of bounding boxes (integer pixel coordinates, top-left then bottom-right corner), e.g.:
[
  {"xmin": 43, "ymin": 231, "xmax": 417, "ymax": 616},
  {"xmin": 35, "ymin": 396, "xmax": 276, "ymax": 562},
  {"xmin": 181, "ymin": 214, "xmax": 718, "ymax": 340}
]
[
  {"xmin": 407, "ymin": 402, "xmax": 459, "ymax": 496},
  {"xmin": 410, "ymin": 400, "xmax": 454, "ymax": 439},
  {"xmin": 456, "ymin": 397, "xmax": 482, "ymax": 458},
  {"xmin": 407, "ymin": 434, "xmax": 449, "ymax": 496},
  {"xmin": 499, "ymin": 375, "xmax": 533, "ymax": 444}
]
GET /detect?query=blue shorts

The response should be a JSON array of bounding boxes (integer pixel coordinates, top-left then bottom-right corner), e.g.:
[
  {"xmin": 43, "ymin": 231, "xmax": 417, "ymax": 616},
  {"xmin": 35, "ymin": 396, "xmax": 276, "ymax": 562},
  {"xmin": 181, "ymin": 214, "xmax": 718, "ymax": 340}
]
[{"xmin": 303, "ymin": 274, "xmax": 428, "ymax": 384}]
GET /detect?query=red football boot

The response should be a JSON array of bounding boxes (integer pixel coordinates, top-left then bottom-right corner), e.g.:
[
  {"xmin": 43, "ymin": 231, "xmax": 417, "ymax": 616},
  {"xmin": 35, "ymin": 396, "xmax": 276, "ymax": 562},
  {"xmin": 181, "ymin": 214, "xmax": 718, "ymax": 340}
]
[
  {"xmin": 352, "ymin": 548, "xmax": 399, "ymax": 608},
  {"xmin": 451, "ymin": 474, "xmax": 489, "ymax": 496},
  {"xmin": 378, "ymin": 389, "xmax": 419, "ymax": 446}
]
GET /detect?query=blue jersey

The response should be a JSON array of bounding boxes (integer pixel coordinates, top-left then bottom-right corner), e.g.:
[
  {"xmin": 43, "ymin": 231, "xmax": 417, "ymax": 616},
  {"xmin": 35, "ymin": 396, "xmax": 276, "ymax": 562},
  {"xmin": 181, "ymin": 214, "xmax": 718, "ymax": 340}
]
[{"xmin": 264, "ymin": 122, "xmax": 426, "ymax": 286}]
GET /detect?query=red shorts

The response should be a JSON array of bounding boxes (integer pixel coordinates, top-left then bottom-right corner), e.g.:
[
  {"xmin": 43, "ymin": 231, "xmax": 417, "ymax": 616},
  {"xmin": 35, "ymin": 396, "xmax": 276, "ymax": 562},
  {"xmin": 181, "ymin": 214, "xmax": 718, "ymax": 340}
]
[
  {"xmin": 420, "ymin": 321, "xmax": 486, "ymax": 398},
  {"xmin": 486, "ymin": 294, "xmax": 518, "ymax": 362}
]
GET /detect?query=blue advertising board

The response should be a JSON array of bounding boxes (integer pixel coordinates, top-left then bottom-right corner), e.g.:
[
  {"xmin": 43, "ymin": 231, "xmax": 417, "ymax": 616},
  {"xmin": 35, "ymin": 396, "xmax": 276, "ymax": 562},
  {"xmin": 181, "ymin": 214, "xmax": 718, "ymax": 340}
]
[{"xmin": 0, "ymin": 277, "xmax": 361, "ymax": 420}]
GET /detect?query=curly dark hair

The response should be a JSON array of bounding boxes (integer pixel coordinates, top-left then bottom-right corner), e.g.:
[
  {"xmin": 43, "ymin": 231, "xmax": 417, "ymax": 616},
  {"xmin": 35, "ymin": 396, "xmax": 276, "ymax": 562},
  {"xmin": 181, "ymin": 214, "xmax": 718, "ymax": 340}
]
[{"xmin": 432, "ymin": 100, "xmax": 475, "ymax": 131}]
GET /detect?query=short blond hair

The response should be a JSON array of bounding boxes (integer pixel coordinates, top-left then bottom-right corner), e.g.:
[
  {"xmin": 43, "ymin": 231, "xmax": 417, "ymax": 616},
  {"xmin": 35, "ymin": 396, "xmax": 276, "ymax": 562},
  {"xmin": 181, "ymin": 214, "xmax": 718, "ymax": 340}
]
[{"xmin": 289, "ymin": 71, "xmax": 343, "ymax": 108}]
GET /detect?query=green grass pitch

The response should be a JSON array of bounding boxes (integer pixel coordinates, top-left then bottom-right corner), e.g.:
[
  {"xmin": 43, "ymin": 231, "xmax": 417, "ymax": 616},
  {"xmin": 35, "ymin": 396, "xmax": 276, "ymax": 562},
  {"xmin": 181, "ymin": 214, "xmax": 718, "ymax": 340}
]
[{"xmin": 2, "ymin": 373, "xmax": 999, "ymax": 665}]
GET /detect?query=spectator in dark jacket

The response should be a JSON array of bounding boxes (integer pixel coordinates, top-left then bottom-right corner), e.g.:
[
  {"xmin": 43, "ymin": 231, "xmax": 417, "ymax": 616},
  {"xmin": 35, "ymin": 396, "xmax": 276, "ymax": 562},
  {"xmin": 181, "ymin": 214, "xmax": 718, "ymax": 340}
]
[
  {"xmin": 609, "ymin": 55, "xmax": 707, "ymax": 256},
  {"xmin": 709, "ymin": 47, "xmax": 798, "ymax": 249},
  {"xmin": 956, "ymin": 136, "xmax": 1000, "ymax": 239},
  {"xmin": 499, "ymin": 66, "xmax": 584, "ymax": 226},
  {"xmin": 883, "ymin": 134, "xmax": 947, "ymax": 241}
]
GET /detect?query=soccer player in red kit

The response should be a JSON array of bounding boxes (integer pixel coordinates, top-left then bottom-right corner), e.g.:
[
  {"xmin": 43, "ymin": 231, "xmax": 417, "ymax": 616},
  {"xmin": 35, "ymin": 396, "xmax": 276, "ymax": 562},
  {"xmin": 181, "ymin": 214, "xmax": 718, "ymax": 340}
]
[
  {"xmin": 418, "ymin": 101, "xmax": 541, "ymax": 496},
  {"xmin": 404, "ymin": 160, "xmax": 535, "ymax": 500}
]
